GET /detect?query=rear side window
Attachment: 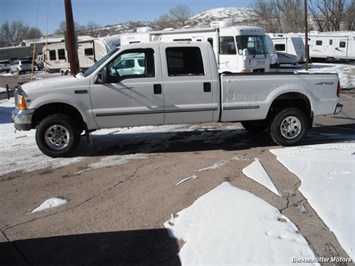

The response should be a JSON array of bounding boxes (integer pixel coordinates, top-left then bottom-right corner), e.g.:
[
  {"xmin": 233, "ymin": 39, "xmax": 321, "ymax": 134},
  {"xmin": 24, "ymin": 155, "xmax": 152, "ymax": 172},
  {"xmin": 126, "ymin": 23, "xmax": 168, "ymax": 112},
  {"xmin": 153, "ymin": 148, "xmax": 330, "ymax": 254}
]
[
  {"xmin": 316, "ymin": 40, "xmax": 322, "ymax": 46},
  {"xmin": 166, "ymin": 47, "xmax": 204, "ymax": 76}
]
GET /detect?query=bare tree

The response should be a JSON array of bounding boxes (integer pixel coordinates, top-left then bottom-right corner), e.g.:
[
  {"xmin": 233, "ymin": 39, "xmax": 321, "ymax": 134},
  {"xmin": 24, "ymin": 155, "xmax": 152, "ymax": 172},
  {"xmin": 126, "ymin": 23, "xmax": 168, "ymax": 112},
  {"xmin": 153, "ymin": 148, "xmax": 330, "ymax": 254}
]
[
  {"xmin": 251, "ymin": 0, "xmax": 282, "ymax": 32},
  {"xmin": 0, "ymin": 20, "xmax": 42, "ymax": 47},
  {"xmin": 55, "ymin": 20, "xmax": 82, "ymax": 35},
  {"xmin": 343, "ymin": 0, "xmax": 355, "ymax": 30},
  {"xmin": 309, "ymin": 0, "xmax": 345, "ymax": 31},
  {"xmin": 251, "ymin": 0, "xmax": 305, "ymax": 32},
  {"xmin": 169, "ymin": 5, "xmax": 192, "ymax": 27},
  {"xmin": 154, "ymin": 14, "xmax": 176, "ymax": 30},
  {"xmin": 86, "ymin": 21, "xmax": 100, "ymax": 31}
]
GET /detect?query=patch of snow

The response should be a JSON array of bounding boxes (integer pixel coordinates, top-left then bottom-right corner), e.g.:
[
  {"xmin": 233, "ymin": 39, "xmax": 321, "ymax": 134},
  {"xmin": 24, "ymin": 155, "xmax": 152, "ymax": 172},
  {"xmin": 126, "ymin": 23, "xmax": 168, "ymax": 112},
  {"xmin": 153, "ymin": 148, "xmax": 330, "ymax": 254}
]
[
  {"xmin": 197, "ymin": 160, "xmax": 229, "ymax": 171},
  {"xmin": 271, "ymin": 143, "xmax": 355, "ymax": 260},
  {"xmin": 176, "ymin": 175, "xmax": 198, "ymax": 186},
  {"xmin": 165, "ymin": 182, "xmax": 319, "ymax": 265},
  {"xmin": 31, "ymin": 197, "xmax": 68, "ymax": 213},
  {"xmin": 242, "ymin": 158, "xmax": 281, "ymax": 196}
]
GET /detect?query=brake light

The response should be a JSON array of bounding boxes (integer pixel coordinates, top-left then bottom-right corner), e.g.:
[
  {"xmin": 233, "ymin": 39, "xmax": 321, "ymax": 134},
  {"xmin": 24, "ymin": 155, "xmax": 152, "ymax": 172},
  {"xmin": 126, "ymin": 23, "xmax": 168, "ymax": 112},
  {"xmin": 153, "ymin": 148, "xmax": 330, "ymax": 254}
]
[
  {"xmin": 18, "ymin": 96, "xmax": 27, "ymax": 110},
  {"xmin": 337, "ymin": 81, "xmax": 341, "ymax": 97}
]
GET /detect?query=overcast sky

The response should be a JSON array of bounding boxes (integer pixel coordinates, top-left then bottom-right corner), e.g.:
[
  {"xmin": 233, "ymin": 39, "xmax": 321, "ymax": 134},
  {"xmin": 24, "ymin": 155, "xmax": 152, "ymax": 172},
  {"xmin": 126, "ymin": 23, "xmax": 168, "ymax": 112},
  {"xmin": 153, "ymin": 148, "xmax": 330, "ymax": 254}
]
[{"xmin": 0, "ymin": 0, "xmax": 253, "ymax": 35}]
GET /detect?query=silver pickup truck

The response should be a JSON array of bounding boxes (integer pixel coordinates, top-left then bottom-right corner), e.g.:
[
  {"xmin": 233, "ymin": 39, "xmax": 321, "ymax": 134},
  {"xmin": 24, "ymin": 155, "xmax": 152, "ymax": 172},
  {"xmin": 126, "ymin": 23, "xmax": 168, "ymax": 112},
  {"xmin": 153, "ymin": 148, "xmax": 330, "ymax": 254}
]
[{"xmin": 12, "ymin": 42, "xmax": 342, "ymax": 157}]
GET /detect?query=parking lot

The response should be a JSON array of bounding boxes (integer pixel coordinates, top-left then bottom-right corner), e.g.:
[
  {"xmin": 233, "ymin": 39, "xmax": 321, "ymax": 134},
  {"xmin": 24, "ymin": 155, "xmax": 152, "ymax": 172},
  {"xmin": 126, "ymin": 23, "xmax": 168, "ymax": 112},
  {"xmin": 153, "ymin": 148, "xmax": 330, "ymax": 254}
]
[{"xmin": 0, "ymin": 74, "xmax": 354, "ymax": 265}]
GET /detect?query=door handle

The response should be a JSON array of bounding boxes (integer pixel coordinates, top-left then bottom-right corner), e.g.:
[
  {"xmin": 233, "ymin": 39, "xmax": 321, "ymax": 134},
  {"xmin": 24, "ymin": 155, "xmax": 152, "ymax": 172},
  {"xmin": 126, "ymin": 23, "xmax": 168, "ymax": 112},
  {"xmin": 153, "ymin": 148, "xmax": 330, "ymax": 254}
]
[
  {"xmin": 154, "ymin": 84, "xmax": 162, "ymax": 94},
  {"xmin": 203, "ymin": 82, "xmax": 211, "ymax": 92}
]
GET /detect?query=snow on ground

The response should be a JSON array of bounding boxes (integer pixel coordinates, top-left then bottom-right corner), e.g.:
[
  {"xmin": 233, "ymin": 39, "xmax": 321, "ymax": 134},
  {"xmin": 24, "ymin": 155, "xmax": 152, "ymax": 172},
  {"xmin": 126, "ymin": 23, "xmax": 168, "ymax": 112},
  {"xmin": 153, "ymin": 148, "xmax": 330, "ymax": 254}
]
[
  {"xmin": 1, "ymin": 62, "xmax": 354, "ymax": 263},
  {"xmin": 165, "ymin": 182, "xmax": 320, "ymax": 265},
  {"xmin": 271, "ymin": 144, "xmax": 355, "ymax": 261},
  {"xmin": 242, "ymin": 158, "xmax": 281, "ymax": 196}
]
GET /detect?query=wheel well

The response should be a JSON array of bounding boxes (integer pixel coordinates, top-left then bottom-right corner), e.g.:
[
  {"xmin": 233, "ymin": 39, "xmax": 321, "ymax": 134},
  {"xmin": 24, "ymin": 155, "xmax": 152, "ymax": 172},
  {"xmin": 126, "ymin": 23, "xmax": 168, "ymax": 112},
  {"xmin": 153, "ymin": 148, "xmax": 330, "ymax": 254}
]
[
  {"xmin": 32, "ymin": 103, "xmax": 85, "ymax": 132},
  {"xmin": 268, "ymin": 93, "xmax": 313, "ymax": 127}
]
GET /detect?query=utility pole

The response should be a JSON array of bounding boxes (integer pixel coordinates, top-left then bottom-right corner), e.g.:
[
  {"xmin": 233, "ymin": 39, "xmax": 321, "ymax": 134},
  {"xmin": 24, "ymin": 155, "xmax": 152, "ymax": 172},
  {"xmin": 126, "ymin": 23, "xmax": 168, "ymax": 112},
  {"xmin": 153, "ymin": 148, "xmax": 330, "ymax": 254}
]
[
  {"xmin": 304, "ymin": 0, "xmax": 309, "ymax": 70},
  {"xmin": 64, "ymin": 0, "xmax": 80, "ymax": 75}
]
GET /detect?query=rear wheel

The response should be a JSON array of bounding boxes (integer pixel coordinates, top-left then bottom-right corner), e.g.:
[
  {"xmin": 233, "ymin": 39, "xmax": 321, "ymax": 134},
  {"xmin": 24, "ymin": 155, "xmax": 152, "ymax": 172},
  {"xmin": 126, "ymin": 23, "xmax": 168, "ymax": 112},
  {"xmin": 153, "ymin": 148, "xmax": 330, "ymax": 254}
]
[
  {"xmin": 270, "ymin": 108, "xmax": 308, "ymax": 146},
  {"xmin": 36, "ymin": 114, "xmax": 81, "ymax": 157}
]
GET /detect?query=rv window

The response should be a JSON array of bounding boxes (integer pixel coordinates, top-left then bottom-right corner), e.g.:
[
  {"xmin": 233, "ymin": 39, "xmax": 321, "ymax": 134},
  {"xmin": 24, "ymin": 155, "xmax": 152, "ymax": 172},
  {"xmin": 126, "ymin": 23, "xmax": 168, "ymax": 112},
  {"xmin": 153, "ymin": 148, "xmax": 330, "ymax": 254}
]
[
  {"xmin": 316, "ymin": 40, "xmax": 322, "ymax": 46},
  {"xmin": 173, "ymin": 38, "xmax": 192, "ymax": 42},
  {"xmin": 339, "ymin": 41, "xmax": 346, "ymax": 48},
  {"xmin": 49, "ymin": 50, "xmax": 56, "ymax": 61},
  {"xmin": 219, "ymin": 37, "xmax": 236, "ymax": 55},
  {"xmin": 58, "ymin": 49, "xmax": 66, "ymax": 60},
  {"xmin": 275, "ymin": 44, "xmax": 285, "ymax": 51},
  {"xmin": 329, "ymin": 40, "xmax": 333, "ymax": 45},
  {"xmin": 166, "ymin": 47, "xmax": 204, "ymax": 76},
  {"xmin": 85, "ymin": 48, "xmax": 94, "ymax": 56}
]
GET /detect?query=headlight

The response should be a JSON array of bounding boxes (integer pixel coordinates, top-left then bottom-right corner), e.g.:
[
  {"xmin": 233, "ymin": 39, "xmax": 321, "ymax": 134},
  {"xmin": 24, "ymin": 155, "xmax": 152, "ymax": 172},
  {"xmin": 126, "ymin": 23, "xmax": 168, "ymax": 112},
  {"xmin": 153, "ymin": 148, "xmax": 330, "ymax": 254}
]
[{"xmin": 14, "ymin": 85, "xmax": 28, "ymax": 110}]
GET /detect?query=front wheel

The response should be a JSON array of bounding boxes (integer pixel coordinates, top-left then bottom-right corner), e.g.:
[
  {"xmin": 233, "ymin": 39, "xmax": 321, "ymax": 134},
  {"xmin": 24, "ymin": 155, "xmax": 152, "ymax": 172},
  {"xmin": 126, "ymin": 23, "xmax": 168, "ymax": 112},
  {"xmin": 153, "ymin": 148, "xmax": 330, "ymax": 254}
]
[
  {"xmin": 36, "ymin": 114, "xmax": 81, "ymax": 157},
  {"xmin": 270, "ymin": 108, "xmax": 308, "ymax": 146}
]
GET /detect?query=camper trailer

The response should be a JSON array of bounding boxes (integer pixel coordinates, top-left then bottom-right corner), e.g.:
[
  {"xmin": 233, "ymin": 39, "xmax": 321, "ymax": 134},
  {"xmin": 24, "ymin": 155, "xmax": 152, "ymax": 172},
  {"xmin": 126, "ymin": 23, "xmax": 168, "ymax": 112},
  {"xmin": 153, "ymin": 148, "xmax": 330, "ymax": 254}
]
[
  {"xmin": 307, "ymin": 31, "xmax": 355, "ymax": 61},
  {"xmin": 43, "ymin": 35, "xmax": 120, "ymax": 74},
  {"xmin": 121, "ymin": 24, "xmax": 270, "ymax": 73},
  {"xmin": 268, "ymin": 33, "xmax": 305, "ymax": 64}
]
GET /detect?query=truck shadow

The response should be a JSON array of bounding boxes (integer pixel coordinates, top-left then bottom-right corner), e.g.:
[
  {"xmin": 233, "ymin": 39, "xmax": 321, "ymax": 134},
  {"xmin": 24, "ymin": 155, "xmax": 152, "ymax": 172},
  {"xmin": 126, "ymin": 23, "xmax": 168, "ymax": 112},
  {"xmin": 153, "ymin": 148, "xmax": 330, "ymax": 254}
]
[
  {"xmin": 74, "ymin": 123, "xmax": 355, "ymax": 157},
  {"xmin": 0, "ymin": 229, "xmax": 181, "ymax": 266}
]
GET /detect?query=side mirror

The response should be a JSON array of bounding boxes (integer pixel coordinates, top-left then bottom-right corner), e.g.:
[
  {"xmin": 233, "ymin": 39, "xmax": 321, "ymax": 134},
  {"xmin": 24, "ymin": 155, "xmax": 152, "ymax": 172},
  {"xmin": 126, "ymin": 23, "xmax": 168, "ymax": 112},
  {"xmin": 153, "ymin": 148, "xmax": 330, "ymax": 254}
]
[
  {"xmin": 96, "ymin": 66, "xmax": 108, "ymax": 84},
  {"xmin": 243, "ymin": 48, "xmax": 249, "ymax": 56}
]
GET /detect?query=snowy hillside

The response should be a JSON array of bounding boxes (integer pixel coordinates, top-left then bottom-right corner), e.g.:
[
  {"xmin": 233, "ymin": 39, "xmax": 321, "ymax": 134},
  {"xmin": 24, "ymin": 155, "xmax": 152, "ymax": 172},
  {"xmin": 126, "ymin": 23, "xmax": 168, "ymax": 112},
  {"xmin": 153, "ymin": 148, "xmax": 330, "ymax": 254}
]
[
  {"xmin": 79, "ymin": 7, "xmax": 255, "ymax": 36},
  {"xmin": 188, "ymin": 7, "xmax": 255, "ymax": 27}
]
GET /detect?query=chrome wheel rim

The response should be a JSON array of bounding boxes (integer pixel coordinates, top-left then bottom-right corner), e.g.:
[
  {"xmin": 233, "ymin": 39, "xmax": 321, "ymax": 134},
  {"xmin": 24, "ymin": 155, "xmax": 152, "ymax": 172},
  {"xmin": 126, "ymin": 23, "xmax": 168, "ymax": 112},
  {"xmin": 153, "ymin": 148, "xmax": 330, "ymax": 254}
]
[
  {"xmin": 280, "ymin": 116, "xmax": 301, "ymax": 139},
  {"xmin": 44, "ymin": 125, "xmax": 70, "ymax": 150}
]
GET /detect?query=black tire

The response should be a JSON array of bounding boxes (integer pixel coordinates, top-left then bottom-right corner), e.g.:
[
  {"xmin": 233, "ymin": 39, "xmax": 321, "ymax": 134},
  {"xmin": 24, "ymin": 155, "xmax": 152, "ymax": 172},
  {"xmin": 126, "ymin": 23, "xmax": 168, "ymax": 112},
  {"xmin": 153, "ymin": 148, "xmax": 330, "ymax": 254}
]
[
  {"xmin": 241, "ymin": 120, "xmax": 268, "ymax": 133},
  {"xmin": 270, "ymin": 108, "xmax": 308, "ymax": 146},
  {"xmin": 35, "ymin": 114, "xmax": 81, "ymax": 158}
]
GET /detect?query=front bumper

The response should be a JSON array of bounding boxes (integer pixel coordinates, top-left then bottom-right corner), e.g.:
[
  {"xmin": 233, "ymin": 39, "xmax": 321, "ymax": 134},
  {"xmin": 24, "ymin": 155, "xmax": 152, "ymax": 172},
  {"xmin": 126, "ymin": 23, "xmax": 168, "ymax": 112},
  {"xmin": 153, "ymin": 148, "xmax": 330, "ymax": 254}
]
[{"xmin": 12, "ymin": 108, "xmax": 35, "ymax": 131}]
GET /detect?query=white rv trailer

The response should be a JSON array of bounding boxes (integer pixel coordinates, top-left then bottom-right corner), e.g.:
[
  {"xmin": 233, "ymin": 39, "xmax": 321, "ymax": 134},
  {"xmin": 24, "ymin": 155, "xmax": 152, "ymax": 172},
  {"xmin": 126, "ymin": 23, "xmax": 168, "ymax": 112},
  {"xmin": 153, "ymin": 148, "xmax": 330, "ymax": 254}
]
[
  {"xmin": 43, "ymin": 35, "xmax": 120, "ymax": 74},
  {"xmin": 306, "ymin": 31, "xmax": 355, "ymax": 61},
  {"xmin": 121, "ymin": 25, "xmax": 270, "ymax": 73},
  {"xmin": 268, "ymin": 33, "xmax": 305, "ymax": 64},
  {"xmin": 282, "ymin": 31, "xmax": 355, "ymax": 61}
]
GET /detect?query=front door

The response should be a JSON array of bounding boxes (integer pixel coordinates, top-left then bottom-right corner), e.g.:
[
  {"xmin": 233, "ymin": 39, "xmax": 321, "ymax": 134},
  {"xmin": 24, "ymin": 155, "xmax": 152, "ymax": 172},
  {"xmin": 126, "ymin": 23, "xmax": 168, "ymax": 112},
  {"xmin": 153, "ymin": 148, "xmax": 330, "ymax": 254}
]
[{"xmin": 90, "ymin": 47, "xmax": 164, "ymax": 128}]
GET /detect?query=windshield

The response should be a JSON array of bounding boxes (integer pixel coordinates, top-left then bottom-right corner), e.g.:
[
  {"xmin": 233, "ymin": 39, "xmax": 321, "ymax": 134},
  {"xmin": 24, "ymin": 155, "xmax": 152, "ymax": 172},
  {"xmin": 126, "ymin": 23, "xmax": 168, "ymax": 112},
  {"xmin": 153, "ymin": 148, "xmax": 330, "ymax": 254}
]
[
  {"xmin": 235, "ymin": 35, "xmax": 269, "ymax": 55},
  {"xmin": 83, "ymin": 48, "xmax": 119, "ymax": 77}
]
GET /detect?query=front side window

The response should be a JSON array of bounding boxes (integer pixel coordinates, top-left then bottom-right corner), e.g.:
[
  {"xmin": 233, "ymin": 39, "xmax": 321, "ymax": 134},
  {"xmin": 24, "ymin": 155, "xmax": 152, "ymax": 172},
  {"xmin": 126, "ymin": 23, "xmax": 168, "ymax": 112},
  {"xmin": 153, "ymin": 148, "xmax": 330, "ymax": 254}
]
[
  {"xmin": 316, "ymin": 40, "xmax": 322, "ymax": 46},
  {"xmin": 235, "ymin": 35, "xmax": 268, "ymax": 55},
  {"xmin": 106, "ymin": 48, "xmax": 155, "ymax": 83},
  {"xmin": 166, "ymin": 47, "xmax": 204, "ymax": 76},
  {"xmin": 219, "ymin": 36, "xmax": 236, "ymax": 55}
]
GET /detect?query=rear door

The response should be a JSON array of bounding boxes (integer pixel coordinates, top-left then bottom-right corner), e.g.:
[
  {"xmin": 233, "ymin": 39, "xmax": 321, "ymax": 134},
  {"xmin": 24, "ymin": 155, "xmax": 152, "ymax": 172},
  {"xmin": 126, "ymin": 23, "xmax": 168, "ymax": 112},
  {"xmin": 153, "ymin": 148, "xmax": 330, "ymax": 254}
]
[
  {"xmin": 160, "ymin": 44, "xmax": 217, "ymax": 124},
  {"xmin": 90, "ymin": 45, "xmax": 164, "ymax": 128}
]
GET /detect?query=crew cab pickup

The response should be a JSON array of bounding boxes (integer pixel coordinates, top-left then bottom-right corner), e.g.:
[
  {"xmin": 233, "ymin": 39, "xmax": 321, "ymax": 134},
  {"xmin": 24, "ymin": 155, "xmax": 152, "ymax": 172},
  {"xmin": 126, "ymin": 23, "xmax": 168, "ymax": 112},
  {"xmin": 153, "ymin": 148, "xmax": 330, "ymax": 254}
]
[{"xmin": 12, "ymin": 42, "xmax": 342, "ymax": 157}]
